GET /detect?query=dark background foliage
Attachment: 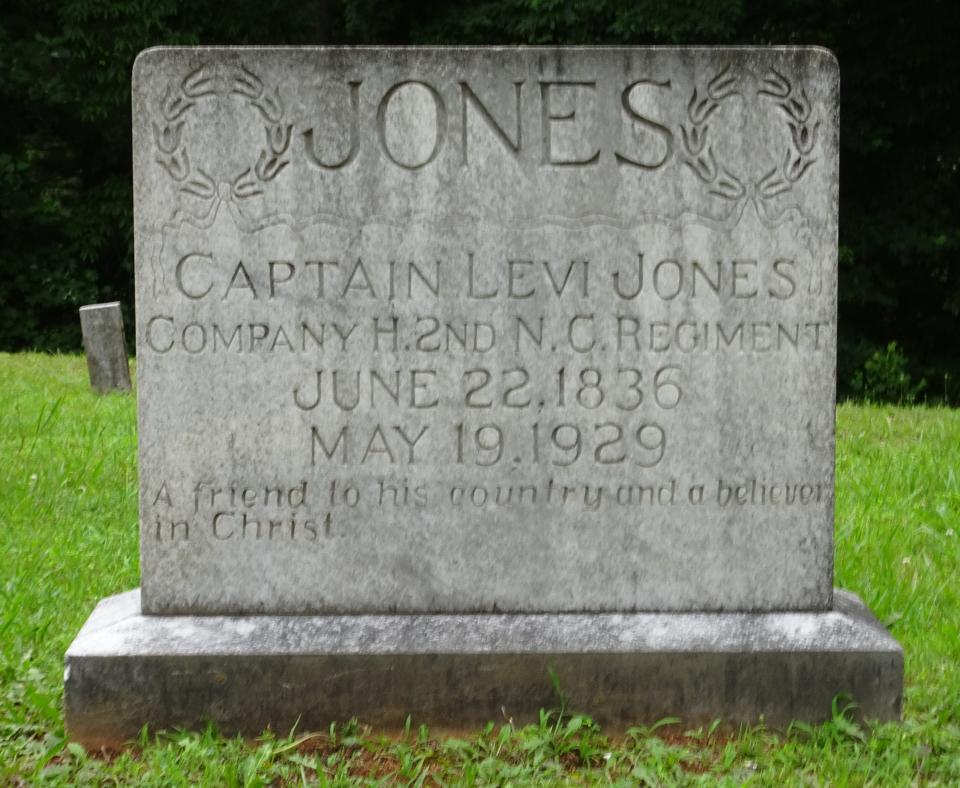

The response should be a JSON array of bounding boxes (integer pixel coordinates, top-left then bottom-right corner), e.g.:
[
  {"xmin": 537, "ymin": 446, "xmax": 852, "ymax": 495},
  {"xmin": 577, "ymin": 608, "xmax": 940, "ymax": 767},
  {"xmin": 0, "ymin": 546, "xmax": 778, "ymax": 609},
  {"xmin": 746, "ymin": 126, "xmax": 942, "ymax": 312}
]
[{"xmin": 1, "ymin": 0, "xmax": 957, "ymax": 401}]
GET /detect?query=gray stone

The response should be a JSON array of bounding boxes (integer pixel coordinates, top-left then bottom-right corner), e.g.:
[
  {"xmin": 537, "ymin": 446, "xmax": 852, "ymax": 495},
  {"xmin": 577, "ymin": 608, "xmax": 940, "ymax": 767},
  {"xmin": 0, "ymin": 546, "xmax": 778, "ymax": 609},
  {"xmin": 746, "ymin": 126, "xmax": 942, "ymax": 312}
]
[
  {"xmin": 66, "ymin": 46, "xmax": 903, "ymax": 741},
  {"xmin": 65, "ymin": 588, "xmax": 902, "ymax": 748},
  {"xmin": 79, "ymin": 302, "xmax": 131, "ymax": 393},
  {"xmin": 132, "ymin": 46, "xmax": 840, "ymax": 615}
]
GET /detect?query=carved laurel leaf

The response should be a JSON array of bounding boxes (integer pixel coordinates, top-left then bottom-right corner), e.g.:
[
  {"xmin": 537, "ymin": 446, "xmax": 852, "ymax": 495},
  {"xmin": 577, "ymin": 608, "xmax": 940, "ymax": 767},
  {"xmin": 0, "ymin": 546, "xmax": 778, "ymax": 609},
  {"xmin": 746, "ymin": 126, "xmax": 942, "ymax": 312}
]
[
  {"xmin": 154, "ymin": 63, "xmax": 291, "ymax": 205},
  {"xmin": 681, "ymin": 65, "xmax": 818, "ymax": 207},
  {"xmin": 756, "ymin": 69, "xmax": 819, "ymax": 201},
  {"xmin": 680, "ymin": 66, "xmax": 741, "ymax": 202}
]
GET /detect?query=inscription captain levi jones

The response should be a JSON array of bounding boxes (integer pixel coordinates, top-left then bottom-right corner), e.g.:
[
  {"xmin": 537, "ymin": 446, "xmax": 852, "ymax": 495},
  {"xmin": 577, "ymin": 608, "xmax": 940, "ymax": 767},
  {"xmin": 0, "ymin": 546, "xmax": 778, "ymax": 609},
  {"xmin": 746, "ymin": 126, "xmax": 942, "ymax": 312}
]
[{"xmin": 133, "ymin": 47, "xmax": 839, "ymax": 615}]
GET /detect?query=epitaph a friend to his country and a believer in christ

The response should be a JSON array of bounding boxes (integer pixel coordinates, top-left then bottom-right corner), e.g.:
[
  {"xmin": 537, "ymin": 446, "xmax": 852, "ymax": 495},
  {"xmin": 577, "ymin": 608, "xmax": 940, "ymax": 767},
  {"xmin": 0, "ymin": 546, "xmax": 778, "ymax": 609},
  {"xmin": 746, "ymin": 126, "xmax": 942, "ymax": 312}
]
[{"xmin": 65, "ymin": 48, "xmax": 902, "ymax": 746}]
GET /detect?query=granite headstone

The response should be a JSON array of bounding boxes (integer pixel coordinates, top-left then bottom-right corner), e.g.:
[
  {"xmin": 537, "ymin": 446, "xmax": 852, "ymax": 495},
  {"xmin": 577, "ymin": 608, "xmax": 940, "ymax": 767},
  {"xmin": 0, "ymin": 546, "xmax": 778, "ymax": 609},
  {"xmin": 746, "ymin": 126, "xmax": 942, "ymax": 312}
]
[
  {"xmin": 65, "ymin": 47, "xmax": 902, "ymax": 746},
  {"xmin": 79, "ymin": 302, "xmax": 132, "ymax": 393}
]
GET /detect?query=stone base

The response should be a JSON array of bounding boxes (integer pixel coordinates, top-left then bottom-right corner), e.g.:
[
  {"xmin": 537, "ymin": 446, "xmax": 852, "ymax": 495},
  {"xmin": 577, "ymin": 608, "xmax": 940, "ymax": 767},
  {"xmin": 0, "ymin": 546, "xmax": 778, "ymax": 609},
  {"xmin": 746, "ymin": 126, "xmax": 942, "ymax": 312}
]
[{"xmin": 65, "ymin": 589, "xmax": 902, "ymax": 748}]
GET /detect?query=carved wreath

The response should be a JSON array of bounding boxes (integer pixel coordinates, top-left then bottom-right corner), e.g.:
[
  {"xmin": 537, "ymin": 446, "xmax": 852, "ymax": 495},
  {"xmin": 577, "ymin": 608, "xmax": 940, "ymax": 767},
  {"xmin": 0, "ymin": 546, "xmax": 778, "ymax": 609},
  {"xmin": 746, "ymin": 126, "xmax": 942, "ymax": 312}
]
[
  {"xmin": 680, "ymin": 65, "xmax": 820, "ymax": 211},
  {"xmin": 152, "ymin": 63, "xmax": 292, "ymax": 204}
]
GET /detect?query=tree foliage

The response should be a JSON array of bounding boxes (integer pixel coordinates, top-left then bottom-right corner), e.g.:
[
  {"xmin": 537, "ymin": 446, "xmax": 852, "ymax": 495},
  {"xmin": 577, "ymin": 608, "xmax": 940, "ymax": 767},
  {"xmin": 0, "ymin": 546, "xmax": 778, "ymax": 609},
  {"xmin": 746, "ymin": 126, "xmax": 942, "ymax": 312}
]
[{"xmin": 1, "ymin": 0, "xmax": 957, "ymax": 400}]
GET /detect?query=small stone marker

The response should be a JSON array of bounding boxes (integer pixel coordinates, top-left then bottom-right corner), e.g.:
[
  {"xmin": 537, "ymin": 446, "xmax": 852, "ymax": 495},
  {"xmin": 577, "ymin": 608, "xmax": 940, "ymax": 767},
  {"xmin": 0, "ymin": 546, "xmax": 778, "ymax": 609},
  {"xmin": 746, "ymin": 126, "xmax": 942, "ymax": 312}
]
[
  {"xmin": 79, "ymin": 302, "xmax": 131, "ymax": 393},
  {"xmin": 65, "ymin": 47, "xmax": 902, "ymax": 747}
]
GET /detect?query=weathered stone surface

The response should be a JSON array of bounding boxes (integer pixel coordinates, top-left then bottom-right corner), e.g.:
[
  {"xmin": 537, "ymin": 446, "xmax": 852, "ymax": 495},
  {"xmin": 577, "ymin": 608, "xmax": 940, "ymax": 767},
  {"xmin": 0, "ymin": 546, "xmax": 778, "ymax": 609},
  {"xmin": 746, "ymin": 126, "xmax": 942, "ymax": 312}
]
[
  {"xmin": 79, "ymin": 302, "xmax": 131, "ymax": 393},
  {"xmin": 132, "ymin": 47, "xmax": 841, "ymax": 615},
  {"xmin": 66, "ymin": 46, "xmax": 904, "ymax": 742},
  {"xmin": 64, "ymin": 588, "xmax": 902, "ymax": 747}
]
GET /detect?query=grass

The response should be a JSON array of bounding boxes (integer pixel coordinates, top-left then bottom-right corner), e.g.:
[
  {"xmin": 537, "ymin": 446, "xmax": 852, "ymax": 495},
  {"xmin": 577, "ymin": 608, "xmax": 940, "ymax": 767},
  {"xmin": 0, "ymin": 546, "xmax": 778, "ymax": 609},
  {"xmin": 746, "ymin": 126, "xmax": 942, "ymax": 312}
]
[{"xmin": 1, "ymin": 351, "xmax": 959, "ymax": 785}]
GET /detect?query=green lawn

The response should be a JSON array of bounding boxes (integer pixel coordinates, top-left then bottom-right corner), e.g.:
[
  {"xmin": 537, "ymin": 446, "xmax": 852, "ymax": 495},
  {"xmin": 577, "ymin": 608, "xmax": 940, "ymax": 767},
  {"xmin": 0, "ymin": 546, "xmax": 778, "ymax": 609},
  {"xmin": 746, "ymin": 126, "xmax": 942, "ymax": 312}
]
[{"xmin": 1, "ymin": 352, "xmax": 958, "ymax": 785}]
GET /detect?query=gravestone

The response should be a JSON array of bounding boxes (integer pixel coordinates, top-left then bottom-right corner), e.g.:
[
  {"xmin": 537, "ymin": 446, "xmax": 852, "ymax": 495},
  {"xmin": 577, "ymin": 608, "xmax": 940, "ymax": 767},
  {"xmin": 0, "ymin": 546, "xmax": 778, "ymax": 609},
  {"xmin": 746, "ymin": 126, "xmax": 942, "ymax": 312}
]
[
  {"xmin": 79, "ymin": 302, "xmax": 132, "ymax": 393},
  {"xmin": 65, "ymin": 46, "xmax": 902, "ymax": 747}
]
